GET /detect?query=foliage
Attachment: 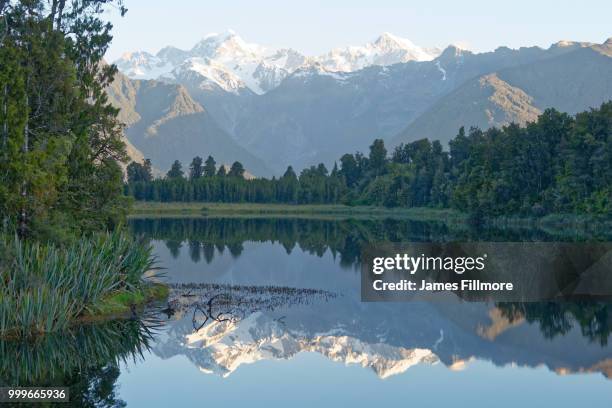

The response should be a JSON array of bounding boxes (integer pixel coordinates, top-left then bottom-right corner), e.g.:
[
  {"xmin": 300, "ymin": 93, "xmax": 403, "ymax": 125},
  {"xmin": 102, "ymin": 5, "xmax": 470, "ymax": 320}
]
[
  {"xmin": 0, "ymin": 231, "xmax": 157, "ymax": 338},
  {"xmin": 228, "ymin": 161, "xmax": 245, "ymax": 178},
  {"xmin": 126, "ymin": 103, "xmax": 612, "ymax": 216},
  {"xmin": 204, "ymin": 155, "xmax": 216, "ymax": 177},
  {"xmin": 0, "ymin": 0, "xmax": 129, "ymax": 239},
  {"xmin": 127, "ymin": 159, "xmax": 153, "ymax": 184},
  {"xmin": 127, "ymin": 159, "xmax": 346, "ymax": 204},
  {"xmin": 166, "ymin": 159, "xmax": 184, "ymax": 179},
  {"xmin": 189, "ymin": 156, "xmax": 204, "ymax": 180},
  {"xmin": 88, "ymin": 283, "xmax": 169, "ymax": 317}
]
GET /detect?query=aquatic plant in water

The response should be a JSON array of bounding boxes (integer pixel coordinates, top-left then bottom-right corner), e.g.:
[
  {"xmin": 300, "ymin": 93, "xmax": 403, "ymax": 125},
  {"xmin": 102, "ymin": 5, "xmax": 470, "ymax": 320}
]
[{"xmin": 0, "ymin": 231, "xmax": 158, "ymax": 338}]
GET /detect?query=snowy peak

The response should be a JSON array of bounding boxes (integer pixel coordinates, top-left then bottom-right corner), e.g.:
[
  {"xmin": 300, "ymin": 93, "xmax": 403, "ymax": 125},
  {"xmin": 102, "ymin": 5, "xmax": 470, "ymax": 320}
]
[
  {"xmin": 190, "ymin": 30, "xmax": 265, "ymax": 61},
  {"xmin": 115, "ymin": 51, "xmax": 173, "ymax": 79},
  {"xmin": 113, "ymin": 31, "xmax": 440, "ymax": 93},
  {"xmin": 175, "ymin": 312, "xmax": 440, "ymax": 379},
  {"xmin": 316, "ymin": 33, "xmax": 441, "ymax": 72},
  {"xmin": 374, "ymin": 32, "xmax": 415, "ymax": 48},
  {"xmin": 172, "ymin": 58, "xmax": 247, "ymax": 94},
  {"xmin": 115, "ymin": 30, "xmax": 307, "ymax": 94},
  {"xmin": 267, "ymin": 48, "xmax": 309, "ymax": 71},
  {"xmin": 156, "ymin": 46, "xmax": 189, "ymax": 66},
  {"xmin": 372, "ymin": 32, "xmax": 435, "ymax": 57}
]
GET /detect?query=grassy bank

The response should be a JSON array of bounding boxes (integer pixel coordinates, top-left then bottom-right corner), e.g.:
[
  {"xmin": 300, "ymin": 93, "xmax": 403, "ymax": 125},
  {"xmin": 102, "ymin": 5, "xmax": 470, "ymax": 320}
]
[
  {"xmin": 81, "ymin": 283, "xmax": 169, "ymax": 322},
  {"xmin": 130, "ymin": 201, "xmax": 466, "ymax": 221},
  {"xmin": 129, "ymin": 201, "xmax": 612, "ymax": 239},
  {"xmin": 0, "ymin": 232, "xmax": 167, "ymax": 339}
]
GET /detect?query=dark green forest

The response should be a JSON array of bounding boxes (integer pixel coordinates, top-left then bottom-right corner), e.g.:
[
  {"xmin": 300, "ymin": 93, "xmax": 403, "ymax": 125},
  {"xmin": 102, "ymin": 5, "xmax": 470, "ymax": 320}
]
[
  {"xmin": 126, "ymin": 103, "xmax": 612, "ymax": 216},
  {"xmin": 0, "ymin": 1, "xmax": 161, "ymax": 339},
  {"xmin": 0, "ymin": 0, "xmax": 129, "ymax": 240}
]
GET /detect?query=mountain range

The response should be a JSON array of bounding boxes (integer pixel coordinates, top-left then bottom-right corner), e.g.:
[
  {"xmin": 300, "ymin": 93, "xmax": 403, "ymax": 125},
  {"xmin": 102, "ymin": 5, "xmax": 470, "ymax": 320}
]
[
  {"xmin": 153, "ymin": 292, "xmax": 612, "ymax": 380},
  {"xmin": 109, "ymin": 33, "xmax": 612, "ymax": 176},
  {"xmin": 115, "ymin": 30, "xmax": 440, "ymax": 94}
]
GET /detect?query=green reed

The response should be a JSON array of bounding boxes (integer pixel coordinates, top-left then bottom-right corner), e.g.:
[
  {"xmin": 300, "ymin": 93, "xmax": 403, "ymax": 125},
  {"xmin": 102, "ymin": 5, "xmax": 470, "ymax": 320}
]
[{"xmin": 0, "ymin": 231, "xmax": 157, "ymax": 338}]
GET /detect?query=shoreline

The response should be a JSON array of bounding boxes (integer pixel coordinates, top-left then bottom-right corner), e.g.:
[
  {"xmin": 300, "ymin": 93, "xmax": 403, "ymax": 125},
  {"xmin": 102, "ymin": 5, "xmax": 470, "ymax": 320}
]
[
  {"xmin": 129, "ymin": 202, "xmax": 466, "ymax": 221},
  {"xmin": 79, "ymin": 282, "xmax": 170, "ymax": 323},
  {"xmin": 129, "ymin": 201, "xmax": 611, "ymax": 229},
  {"xmin": 0, "ymin": 283, "xmax": 169, "ymax": 341}
]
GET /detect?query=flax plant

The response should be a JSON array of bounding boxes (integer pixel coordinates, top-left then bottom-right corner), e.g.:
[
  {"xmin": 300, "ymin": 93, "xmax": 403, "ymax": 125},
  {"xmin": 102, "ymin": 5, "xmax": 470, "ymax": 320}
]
[{"xmin": 0, "ymin": 231, "xmax": 157, "ymax": 338}]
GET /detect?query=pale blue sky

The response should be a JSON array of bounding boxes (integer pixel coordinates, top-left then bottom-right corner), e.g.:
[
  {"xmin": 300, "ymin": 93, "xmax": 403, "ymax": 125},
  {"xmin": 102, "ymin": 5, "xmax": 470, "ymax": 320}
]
[{"xmin": 105, "ymin": 0, "xmax": 612, "ymax": 61}]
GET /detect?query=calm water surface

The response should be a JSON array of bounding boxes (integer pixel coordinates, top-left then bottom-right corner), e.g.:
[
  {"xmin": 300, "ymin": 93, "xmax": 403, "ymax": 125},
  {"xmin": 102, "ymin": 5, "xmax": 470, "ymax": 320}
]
[{"xmin": 2, "ymin": 217, "xmax": 611, "ymax": 407}]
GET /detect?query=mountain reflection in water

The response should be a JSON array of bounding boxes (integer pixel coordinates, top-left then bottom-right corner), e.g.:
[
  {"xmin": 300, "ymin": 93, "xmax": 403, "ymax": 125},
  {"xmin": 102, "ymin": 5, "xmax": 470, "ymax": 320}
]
[
  {"xmin": 2, "ymin": 216, "xmax": 611, "ymax": 407},
  {"xmin": 154, "ymin": 283, "xmax": 612, "ymax": 380},
  {"xmin": 130, "ymin": 217, "xmax": 612, "ymax": 381}
]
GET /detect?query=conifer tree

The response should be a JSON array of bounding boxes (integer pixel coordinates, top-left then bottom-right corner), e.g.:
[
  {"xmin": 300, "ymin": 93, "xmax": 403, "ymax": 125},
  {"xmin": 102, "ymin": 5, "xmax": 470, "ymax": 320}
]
[
  {"xmin": 204, "ymin": 155, "xmax": 216, "ymax": 177},
  {"xmin": 189, "ymin": 156, "xmax": 204, "ymax": 180},
  {"xmin": 228, "ymin": 161, "xmax": 245, "ymax": 178},
  {"xmin": 0, "ymin": 0, "xmax": 129, "ymax": 237},
  {"xmin": 166, "ymin": 160, "xmax": 184, "ymax": 179}
]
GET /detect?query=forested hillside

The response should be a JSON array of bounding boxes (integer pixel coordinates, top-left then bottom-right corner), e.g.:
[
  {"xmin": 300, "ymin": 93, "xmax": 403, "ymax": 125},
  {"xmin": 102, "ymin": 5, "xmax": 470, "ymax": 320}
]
[{"xmin": 126, "ymin": 103, "xmax": 612, "ymax": 216}]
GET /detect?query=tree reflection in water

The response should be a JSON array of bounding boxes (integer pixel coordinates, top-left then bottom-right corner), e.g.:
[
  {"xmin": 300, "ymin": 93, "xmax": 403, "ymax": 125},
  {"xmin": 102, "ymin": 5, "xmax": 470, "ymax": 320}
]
[
  {"xmin": 130, "ymin": 217, "xmax": 611, "ymax": 267},
  {"xmin": 497, "ymin": 301, "xmax": 612, "ymax": 345},
  {"xmin": 0, "ymin": 318, "xmax": 161, "ymax": 407}
]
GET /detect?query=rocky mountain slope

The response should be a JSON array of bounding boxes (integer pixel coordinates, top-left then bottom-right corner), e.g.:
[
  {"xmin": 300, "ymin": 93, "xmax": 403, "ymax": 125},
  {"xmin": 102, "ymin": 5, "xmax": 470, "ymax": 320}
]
[
  {"xmin": 110, "ymin": 36, "xmax": 612, "ymax": 175},
  {"xmin": 233, "ymin": 39, "xmax": 612, "ymax": 172},
  {"xmin": 106, "ymin": 70, "xmax": 271, "ymax": 175},
  {"xmin": 393, "ymin": 39, "xmax": 612, "ymax": 145}
]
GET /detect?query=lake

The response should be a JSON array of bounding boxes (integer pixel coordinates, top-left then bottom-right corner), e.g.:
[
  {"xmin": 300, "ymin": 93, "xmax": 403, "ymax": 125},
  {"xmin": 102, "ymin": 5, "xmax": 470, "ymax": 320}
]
[{"xmin": 2, "ymin": 216, "xmax": 612, "ymax": 407}]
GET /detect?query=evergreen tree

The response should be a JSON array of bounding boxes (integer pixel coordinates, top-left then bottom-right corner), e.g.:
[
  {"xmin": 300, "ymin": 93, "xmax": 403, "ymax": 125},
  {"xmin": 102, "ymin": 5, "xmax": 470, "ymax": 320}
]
[
  {"xmin": 0, "ymin": 0, "xmax": 129, "ymax": 238},
  {"xmin": 280, "ymin": 166, "xmax": 299, "ymax": 203},
  {"xmin": 331, "ymin": 162, "xmax": 339, "ymax": 177},
  {"xmin": 166, "ymin": 160, "xmax": 184, "ymax": 179},
  {"xmin": 127, "ymin": 162, "xmax": 145, "ymax": 184},
  {"xmin": 217, "ymin": 165, "xmax": 227, "ymax": 177},
  {"xmin": 339, "ymin": 154, "xmax": 359, "ymax": 188},
  {"xmin": 189, "ymin": 156, "xmax": 204, "ymax": 180},
  {"xmin": 228, "ymin": 161, "xmax": 245, "ymax": 178},
  {"xmin": 204, "ymin": 155, "xmax": 216, "ymax": 177},
  {"xmin": 143, "ymin": 159, "xmax": 153, "ymax": 182},
  {"xmin": 368, "ymin": 139, "xmax": 387, "ymax": 175}
]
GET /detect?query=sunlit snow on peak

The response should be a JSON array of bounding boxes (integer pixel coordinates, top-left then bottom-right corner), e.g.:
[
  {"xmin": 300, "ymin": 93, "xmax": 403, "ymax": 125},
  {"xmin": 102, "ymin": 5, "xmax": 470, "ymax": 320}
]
[{"xmin": 114, "ymin": 30, "xmax": 443, "ymax": 93}]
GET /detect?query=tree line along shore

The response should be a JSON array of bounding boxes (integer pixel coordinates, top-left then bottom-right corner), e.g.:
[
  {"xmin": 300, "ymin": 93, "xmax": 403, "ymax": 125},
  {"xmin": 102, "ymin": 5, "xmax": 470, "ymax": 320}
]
[{"xmin": 125, "ymin": 103, "xmax": 611, "ymax": 219}]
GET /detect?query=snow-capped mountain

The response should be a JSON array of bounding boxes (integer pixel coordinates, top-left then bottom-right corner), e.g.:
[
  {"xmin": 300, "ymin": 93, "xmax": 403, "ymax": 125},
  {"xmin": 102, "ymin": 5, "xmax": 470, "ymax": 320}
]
[
  {"xmin": 113, "ymin": 30, "xmax": 439, "ymax": 94},
  {"xmin": 171, "ymin": 58, "xmax": 247, "ymax": 94},
  {"xmin": 155, "ymin": 311, "xmax": 440, "ymax": 379},
  {"xmin": 115, "ymin": 50, "xmax": 174, "ymax": 79},
  {"xmin": 317, "ymin": 32, "xmax": 441, "ymax": 72},
  {"xmin": 149, "ymin": 282, "xmax": 612, "ymax": 380},
  {"xmin": 115, "ymin": 30, "xmax": 308, "ymax": 94}
]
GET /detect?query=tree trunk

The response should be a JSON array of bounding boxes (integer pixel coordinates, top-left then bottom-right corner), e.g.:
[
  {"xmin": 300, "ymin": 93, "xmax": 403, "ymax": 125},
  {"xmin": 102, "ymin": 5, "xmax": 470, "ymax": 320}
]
[
  {"xmin": 2, "ymin": 83, "xmax": 7, "ymax": 231},
  {"xmin": 19, "ymin": 82, "xmax": 28, "ymax": 238}
]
